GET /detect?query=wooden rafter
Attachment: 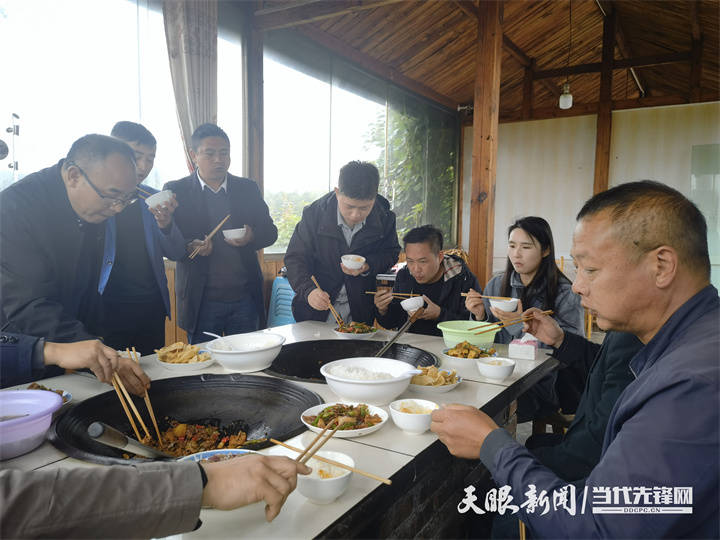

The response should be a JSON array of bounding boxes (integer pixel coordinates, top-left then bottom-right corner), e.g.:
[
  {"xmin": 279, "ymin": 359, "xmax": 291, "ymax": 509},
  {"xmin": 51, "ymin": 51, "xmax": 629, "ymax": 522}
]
[
  {"xmin": 533, "ymin": 51, "xmax": 691, "ymax": 80},
  {"xmin": 253, "ymin": 0, "xmax": 405, "ymax": 31},
  {"xmin": 689, "ymin": 0, "xmax": 703, "ymax": 102}
]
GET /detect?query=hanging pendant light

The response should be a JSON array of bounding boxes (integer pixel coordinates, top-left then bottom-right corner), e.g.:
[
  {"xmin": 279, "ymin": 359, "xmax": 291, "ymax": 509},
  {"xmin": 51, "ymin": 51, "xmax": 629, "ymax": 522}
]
[{"xmin": 559, "ymin": 0, "xmax": 573, "ymax": 110}]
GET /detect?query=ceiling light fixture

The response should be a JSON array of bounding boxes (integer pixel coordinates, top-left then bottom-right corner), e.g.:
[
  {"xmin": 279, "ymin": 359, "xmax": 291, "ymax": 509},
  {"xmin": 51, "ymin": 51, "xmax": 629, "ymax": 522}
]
[{"xmin": 559, "ymin": 0, "xmax": 573, "ymax": 110}]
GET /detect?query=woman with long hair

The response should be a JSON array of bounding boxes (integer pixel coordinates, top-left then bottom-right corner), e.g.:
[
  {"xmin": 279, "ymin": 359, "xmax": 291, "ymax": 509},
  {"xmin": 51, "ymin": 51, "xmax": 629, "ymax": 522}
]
[{"xmin": 466, "ymin": 216, "xmax": 584, "ymax": 345}]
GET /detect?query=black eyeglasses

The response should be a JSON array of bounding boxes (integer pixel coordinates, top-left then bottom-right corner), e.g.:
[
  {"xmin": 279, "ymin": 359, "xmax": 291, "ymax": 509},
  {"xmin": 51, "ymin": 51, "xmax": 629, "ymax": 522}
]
[{"xmin": 67, "ymin": 161, "xmax": 138, "ymax": 209}]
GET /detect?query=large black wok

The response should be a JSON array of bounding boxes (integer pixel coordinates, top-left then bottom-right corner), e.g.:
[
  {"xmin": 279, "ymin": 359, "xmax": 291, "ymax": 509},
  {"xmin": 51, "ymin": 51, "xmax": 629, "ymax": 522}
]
[
  {"xmin": 49, "ymin": 374, "xmax": 322, "ymax": 465},
  {"xmin": 266, "ymin": 339, "xmax": 438, "ymax": 383}
]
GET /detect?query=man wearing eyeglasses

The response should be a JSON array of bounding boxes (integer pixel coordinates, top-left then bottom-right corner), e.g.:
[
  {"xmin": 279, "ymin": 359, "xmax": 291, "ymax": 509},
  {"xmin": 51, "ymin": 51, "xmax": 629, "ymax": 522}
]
[{"xmin": 0, "ymin": 134, "xmax": 150, "ymax": 396}]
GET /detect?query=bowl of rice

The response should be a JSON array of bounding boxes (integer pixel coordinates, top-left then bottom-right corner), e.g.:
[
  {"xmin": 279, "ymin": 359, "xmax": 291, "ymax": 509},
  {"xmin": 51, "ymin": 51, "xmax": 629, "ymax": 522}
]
[{"xmin": 320, "ymin": 358, "xmax": 420, "ymax": 405}]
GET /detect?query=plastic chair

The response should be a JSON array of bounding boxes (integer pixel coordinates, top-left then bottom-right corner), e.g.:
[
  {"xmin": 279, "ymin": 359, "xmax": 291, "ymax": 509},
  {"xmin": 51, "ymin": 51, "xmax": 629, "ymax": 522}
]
[{"xmin": 267, "ymin": 275, "xmax": 296, "ymax": 327}]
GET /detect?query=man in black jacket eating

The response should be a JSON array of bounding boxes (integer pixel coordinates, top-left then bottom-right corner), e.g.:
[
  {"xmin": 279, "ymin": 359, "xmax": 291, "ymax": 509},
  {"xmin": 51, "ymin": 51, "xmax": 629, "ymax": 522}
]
[{"xmin": 285, "ymin": 161, "xmax": 400, "ymax": 325}]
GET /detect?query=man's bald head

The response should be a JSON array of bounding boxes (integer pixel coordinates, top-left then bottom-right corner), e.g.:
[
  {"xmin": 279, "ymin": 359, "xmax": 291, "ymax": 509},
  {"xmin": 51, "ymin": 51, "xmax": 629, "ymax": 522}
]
[{"xmin": 576, "ymin": 180, "xmax": 710, "ymax": 281}]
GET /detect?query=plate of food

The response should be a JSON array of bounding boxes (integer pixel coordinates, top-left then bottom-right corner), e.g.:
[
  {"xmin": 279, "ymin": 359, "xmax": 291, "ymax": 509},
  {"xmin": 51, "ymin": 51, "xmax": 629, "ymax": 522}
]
[
  {"xmin": 301, "ymin": 402, "xmax": 388, "ymax": 438},
  {"xmin": 26, "ymin": 382, "xmax": 72, "ymax": 405},
  {"xmin": 442, "ymin": 341, "xmax": 496, "ymax": 360},
  {"xmin": 333, "ymin": 321, "xmax": 378, "ymax": 339},
  {"xmin": 178, "ymin": 448, "xmax": 258, "ymax": 463},
  {"xmin": 154, "ymin": 342, "xmax": 215, "ymax": 371},
  {"xmin": 409, "ymin": 365, "xmax": 462, "ymax": 394}
]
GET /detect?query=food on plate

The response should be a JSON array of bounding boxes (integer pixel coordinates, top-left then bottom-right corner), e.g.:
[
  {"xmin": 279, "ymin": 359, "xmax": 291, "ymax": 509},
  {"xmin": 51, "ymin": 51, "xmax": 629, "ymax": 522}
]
[
  {"xmin": 446, "ymin": 341, "xmax": 496, "ymax": 359},
  {"xmin": 335, "ymin": 321, "xmax": 377, "ymax": 334},
  {"xmin": 482, "ymin": 359, "xmax": 504, "ymax": 366},
  {"xmin": 141, "ymin": 419, "xmax": 251, "ymax": 457},
  {"xmin": 155, "ymin": 342, "xmax": 211, "ymax": 364},
  {"xmin": 303, "ymin": 403, "xmax": 383, "ymax": 430},
  {"xmin": 26, "ymin": 382, "xmax": 69, "ymax": 403},
  {"xmin": 411, "ymin": 366, "xmax": 458, "ymax": 386},
  {"xmin": 306, "ymin": 458, "xmax": 345, "ymax": 479},
  {"xmin": 396, "ymin": 401, "xmax": 434, "ymax": 414},
  {"xmin": 327, "ymin": 365, "xmax": 393, "ymax": 380}
]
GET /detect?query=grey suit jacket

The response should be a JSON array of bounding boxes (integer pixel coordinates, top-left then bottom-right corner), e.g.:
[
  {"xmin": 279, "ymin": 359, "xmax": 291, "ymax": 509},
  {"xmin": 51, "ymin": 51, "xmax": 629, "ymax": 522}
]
[{"xmin": 0, "ymin": 461, "xmax": 202, "ymax": 538}]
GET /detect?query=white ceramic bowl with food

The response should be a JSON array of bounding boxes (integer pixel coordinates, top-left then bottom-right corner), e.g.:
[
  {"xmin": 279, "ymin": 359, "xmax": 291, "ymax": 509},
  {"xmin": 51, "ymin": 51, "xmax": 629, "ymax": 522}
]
[
  {"xmin": 409, "ymin": 374, "xmax": 462, "ymax": 394},
  {"xmin": 400, "ymin": 296, "xmax": 424, "ymax": 313},
  {"xmin": 143, "ymin": 189, "xmax": 173, "ymax": 208},
  {"xmin": 389, "ymin": 398, "xmax": 439, "ymax": 435},
  {"xmin": 341, "ymin": 254, "xmax": 366, "ymax": 270},
  {"xmin": 475, "ymin": 356, "xmax": 516, "ymax": 381},
  {"xmin": 157, "ymin": 352, "xmax": 215, "ymax": 372},
  {"xmin": 488, "ymin": 298, "xmax": 519, "ymax": 312},
  {"xmin": 300, "ymin": 402, "xmax": 388, "ymax": 438},
  {"xmin": 332, "ymin": 323, "xmax": 378, "ymax": 340},
  {"xmin": 0, "ymin": 390, "xmax": 63, "ymax": 460},
  {"xmin": 436, "ymin": 320, "xmax": 502, "ymax": 347},
  {"xmin": 297, "ymin": 450, "xmax": 354, "ymax": 504},
  {"xmin": 207, "ymin": 333, "xmax": 285, "ymax": 373},
  {"xmin": 320, "ymin": 358, "xmax": 419, "ymax": 405},
  {"xmin": 222, "ymin": 227, "xmax": 246, "ymax": 241}
]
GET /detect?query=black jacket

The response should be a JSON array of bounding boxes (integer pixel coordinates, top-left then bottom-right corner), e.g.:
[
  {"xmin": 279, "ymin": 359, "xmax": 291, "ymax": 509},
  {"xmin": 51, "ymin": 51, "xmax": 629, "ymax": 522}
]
[
  {"xmin": 0, "ymin": 161, "xmax": 101, "ymax": 341},
  {"xmin": 532, "ymin": 331, "xmax": 643, "ymax": 481},
  {"xmin": 164, "ymin": 173, "xmax": 277, "ymax": 332},
  {"xmin": 285, "ymin": 192, "xmax": 400, "ymax": 324},
  {"xmin": 375, "ymin": 254, "xmax": 480, "ymax": 336}
]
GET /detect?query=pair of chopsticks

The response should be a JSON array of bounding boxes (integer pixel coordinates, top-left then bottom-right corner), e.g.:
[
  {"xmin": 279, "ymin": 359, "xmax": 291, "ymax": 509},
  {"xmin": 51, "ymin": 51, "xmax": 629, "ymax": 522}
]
[
  {"xmin": 460, "ymin": 293, "xmax": 514, "ymax": 301},
  {"xmin": 295, "ymin": 419, "xmax": 341, "ymax": 465},
  {"xmin": 365, "ymin": 291, "xmax": 420, "ymax": 298},
  {"xmin": 311, "ymin": 275, "xmax": 344, "ymax": 327},
  {"xmin": 189, "ymin": 214, "xmax": 231, "ymax": 259},
  {"xmin": 111, "ymin": 347, "xmax": 162, "ymax": 446},
  {"xmin": 472, "ymin": 309, "xmax": 554, "ymax": 334},
  {"xmin": 270, "ymin": 438, "xmax": 392, "ymax": 486}
]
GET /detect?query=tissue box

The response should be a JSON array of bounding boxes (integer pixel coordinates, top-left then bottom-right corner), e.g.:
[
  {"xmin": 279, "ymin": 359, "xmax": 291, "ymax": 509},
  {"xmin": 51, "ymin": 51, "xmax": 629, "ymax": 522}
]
[{"xmin": 508, "ymin": 339, "xmax": 538, "ymax": 360}]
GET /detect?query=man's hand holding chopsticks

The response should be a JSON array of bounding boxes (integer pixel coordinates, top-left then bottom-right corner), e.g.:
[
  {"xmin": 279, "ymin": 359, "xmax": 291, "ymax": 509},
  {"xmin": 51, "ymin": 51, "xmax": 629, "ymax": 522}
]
[
  {"xmin": 187, "ymin": 237, "xmax": 212, "ymax": 257},
  {"xmin": 521, "ymin": 307, "xmax": 565, "ymax": 348}
]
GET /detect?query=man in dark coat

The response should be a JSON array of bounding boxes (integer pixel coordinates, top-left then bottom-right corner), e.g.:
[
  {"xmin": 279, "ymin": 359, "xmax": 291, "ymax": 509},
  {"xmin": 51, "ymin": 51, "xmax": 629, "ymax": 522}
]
[
  {"xmin": 0, "ymin": 134, "xmax": 151, "ymax": 395},
  {"xmin": 375, "ymin": 225, "xmax": 480, "ymax": 336},
  {"xmin": 165, "ymin": 124, "xmax": 277, "ymax": 344},
  {"xmin": 285, "ymin": 161, "xmax": 400, "ymax": 325}
]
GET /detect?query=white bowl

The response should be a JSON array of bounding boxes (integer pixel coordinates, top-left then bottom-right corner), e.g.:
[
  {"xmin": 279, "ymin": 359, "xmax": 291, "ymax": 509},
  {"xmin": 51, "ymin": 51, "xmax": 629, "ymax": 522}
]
[
  {"xmin": 320, "ymin": 358, "xmax": 419, "ymax": 405},
  {"xmin": 475, "ymin": 356, "xmax": 515, "ymax": 381},
  {"xmin": 332, "ymin": 327, "xmax": 377, "ymax": 340},
  {"xmin": 297, "ymin": 450, "xmax": 354, "ymax": 504},
  {"xmin": 389, "ymin": 399, "xmax": 439, "ymax": 435},
  {"xmin": 222, "ymin": 227, "xmax": 246, "ymax": 241},
  {"xmin": 143, "ymin": 190, "xmax": 173, "ymax": 208},
  {"xmin": 341, "ymin": 254, "xmax": 366, "ymax": 270},
  {"xmin": 156, "ymin": 352, "xmax": 215, "ymax": 372},
  {"xmin": 206, "ymin": 333, "xmax": 285, "ymax": 373},
  {"xmin": 301, "ymin": 402, "xmax": 388, "ymax": 438},
  {"xmin": 489, "ymin": 298, "xmax": 519, "ymax": 312},
  {"xmin": 0, "ymin": 390, "xmax": 63, "ymax": 460},
  {"xmin": 400, "ymin": 296, "xmax": 424, "ymax": 313}
]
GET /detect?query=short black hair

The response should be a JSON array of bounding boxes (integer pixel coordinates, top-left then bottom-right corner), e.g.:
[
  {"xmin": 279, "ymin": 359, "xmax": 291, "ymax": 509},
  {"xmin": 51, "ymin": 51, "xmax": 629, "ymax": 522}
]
[
  {"xmin": 403, "ymin": 225, "xmax": 444, "ymax": 254},
  {"xmin": 191, "ymin": 123, "xmax": 230, "ymax": 151},
  {"xmin": 111, "ymin": 121, "xmax": 156, "ymax": 147},
  {"xmin": 577, "ymin": 180, "xmax": 710, "ymax": 279},
  {"xmin": 338, "ymin": 161, "xmax": 379, "ymax": 200},
  {"xmin": 64, "ymin": 134, "xmax": 136, "ymax": 168}
]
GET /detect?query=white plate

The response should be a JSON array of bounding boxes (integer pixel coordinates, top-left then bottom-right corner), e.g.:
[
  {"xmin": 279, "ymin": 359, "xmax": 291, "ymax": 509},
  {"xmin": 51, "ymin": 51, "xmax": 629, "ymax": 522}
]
[
  {"xmin": 300, "ymin": 402, "xmax": 388, "ymax": 438},
  {"xmin": 178, "ymin": 448, "xmax": 258, "ymax": 462},
  {"xmin": 156, "ymin": 351, "xmax": 215, "ymax": 372},
  {"xmin": 441, "ymin": 347, "xmax": 497, "ymax": 362},
  {"xmin": 409, "ymin": 375, "xmax": 462, "ymax": 394},
  {"xmin": 332, "ymin": 328, "xmax": 377, "ymax": 340}
]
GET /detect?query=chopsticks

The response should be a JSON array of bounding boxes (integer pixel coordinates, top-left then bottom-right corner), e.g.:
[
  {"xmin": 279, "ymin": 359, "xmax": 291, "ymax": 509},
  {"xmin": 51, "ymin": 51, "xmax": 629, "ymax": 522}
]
[
  {"xmin": 129, "ymin": 347, "xmax": 163, "ymax": 447},
  {"xmin": 295, "ymin": 419, "xmax": 341, "ymax": 465},
  {"xmin": 365, "ymin": 291, "xmax": 420, "ymax": 298},
  {"xmin": 270, "ymin": 439, "xmax": 392, "ymax": 486},
  {"xmin": 189, "ymin": 214, "xmax": 231, "ymax": 259},
  {"xmin": 460, "ymin": 293, "xmax": 514, "ymax": 300},
  {"xmin": 111, "ymin": 376, "xmax": 142, "ymax": 441},
  {"xmin": 473, "ymin": 309, "xmax": 554, "ymax": 334},
  {"xmin": 112, "ymin": 371, "xmax": 151, "ymax": 441},
  {"xmin": 311, "ymin": 275, "xmax": 344, "ymax": 327}
]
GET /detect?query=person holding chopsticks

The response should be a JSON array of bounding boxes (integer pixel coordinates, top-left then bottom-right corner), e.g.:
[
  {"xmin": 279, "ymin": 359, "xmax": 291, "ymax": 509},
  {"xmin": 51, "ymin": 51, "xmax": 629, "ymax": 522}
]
[
  {"xmin": 374, "ymin": 225, "xmax": 481, "ymax": 336},
  {"xmin": 165, "ymin": 124, "xmax": 277, "ymax": 344},
  {"xmin": 0, "ymin": 134, "xmax": 150, "ymax": 395}
]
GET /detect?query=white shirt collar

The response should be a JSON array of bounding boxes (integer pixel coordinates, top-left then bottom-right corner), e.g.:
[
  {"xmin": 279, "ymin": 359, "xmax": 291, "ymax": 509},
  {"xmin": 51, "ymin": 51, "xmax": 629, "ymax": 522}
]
[{"xmin": 196, "ymin": 170, "xmax": 228, "ymax": 193}]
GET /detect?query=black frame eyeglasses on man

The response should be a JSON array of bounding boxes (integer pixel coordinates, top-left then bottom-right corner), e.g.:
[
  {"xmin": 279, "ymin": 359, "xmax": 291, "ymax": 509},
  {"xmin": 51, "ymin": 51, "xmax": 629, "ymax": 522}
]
[{"xmin": 67, "ymin": 161, "xmax": 138, "ymax": 209}]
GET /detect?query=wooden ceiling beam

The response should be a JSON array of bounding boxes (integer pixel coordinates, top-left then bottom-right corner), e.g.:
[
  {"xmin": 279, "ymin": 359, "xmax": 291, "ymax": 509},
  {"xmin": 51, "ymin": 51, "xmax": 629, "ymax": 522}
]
[
  {"xmin": 253, "ymin": 0, "xmax": 405, "ymax": 31},
  {"xmin": 534, "ymin": 51, "xmax": 691, "ymax": 79},
  {"xmin": 295, "ymin": 26, "xmax": 458, "ymax": 109},
  {"xmin": 254, "ymin": 0, "xmax": 326, "ymax": 17},
  {"xmin": 595, "ymin": 0, "xmax": 647, "ymax": 97},
  {"xmin": 689, "ymin": 0, "xmax": 702, "ymax": 41}
]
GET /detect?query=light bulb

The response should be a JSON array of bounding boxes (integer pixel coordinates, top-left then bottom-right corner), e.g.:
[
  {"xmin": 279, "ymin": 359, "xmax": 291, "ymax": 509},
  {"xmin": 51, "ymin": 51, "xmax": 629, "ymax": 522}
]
[{"xmin": 559, "ymin": 82, "xmax": 573, "ymax": 110}]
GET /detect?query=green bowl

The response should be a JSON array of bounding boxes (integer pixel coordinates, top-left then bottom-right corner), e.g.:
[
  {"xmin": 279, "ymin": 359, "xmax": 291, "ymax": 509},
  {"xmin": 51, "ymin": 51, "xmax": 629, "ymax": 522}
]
[{"xmin": 436, "ymin": 320, "xmax": 502, "ymax": 348}]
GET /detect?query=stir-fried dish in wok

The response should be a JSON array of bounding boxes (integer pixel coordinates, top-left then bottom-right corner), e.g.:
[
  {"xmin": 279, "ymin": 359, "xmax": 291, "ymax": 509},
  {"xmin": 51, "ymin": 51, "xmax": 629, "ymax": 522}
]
[
  {"xmin": 335, "ymin": 322, "xmax": 377, "ymax": 334},
  {"xmin": 139, "ymin": 420, "xmax": 262, "ymax": 457},
  {"xmin": 303, "ymin": 403, "xmax": 382, "ymax": 430}
]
